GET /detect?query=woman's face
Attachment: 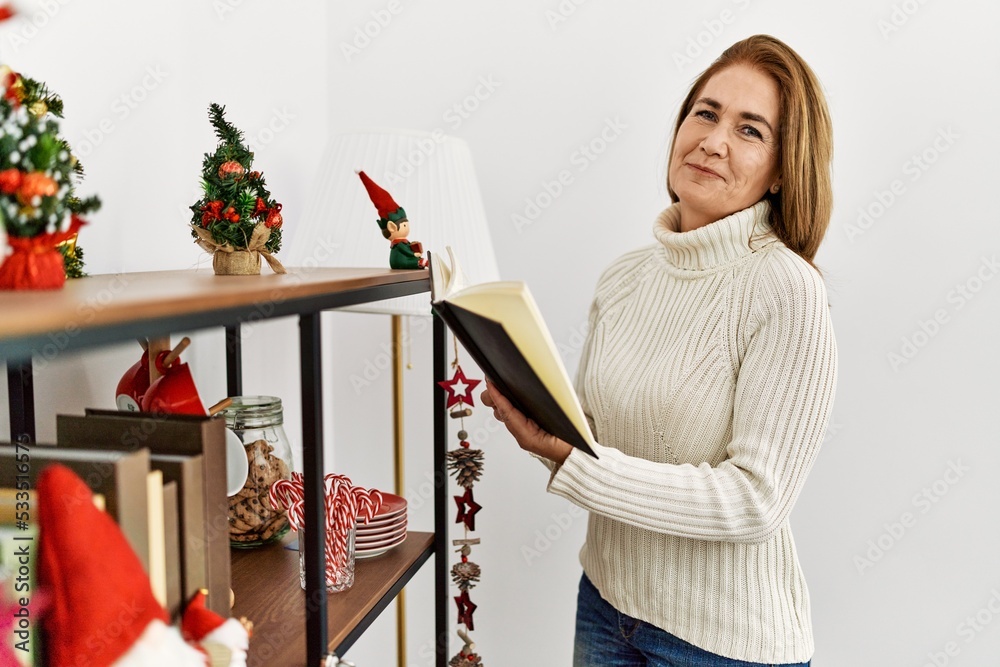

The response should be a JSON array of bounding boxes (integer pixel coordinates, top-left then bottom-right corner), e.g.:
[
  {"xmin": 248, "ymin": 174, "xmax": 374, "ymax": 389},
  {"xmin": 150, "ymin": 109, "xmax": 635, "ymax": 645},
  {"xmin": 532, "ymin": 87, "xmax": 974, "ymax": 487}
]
[{"xmin": 668, "ymin": 64, "xmax": 781, "ymax": 230}]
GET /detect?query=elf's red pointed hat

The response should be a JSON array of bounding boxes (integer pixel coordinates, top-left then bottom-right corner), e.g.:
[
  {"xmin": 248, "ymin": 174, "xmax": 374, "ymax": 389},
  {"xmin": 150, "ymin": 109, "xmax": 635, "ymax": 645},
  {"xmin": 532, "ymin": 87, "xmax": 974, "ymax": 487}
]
[
  {"xmin": 38, "ymin": 464, "xmax": 169, "ymax": 666},
  {"xmin": 357, "ymin": 170, "xmax": 406, "ymax": 229},
  {"xmin": 181, "ymin": 589, "xmax": 224, "ymax": 642},
  {"xmin": 182, "ymin": 589, "xmax": 250, "ymax": 665}
]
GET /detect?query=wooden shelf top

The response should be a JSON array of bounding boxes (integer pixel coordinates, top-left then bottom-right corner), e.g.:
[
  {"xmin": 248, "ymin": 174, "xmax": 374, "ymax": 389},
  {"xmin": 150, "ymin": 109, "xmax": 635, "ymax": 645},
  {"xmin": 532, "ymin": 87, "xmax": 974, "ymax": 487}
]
[
  {"xmin": 0, "ymin": 267, "xmax": 429, "ymax": 356},
  {"xmin": 231, "ymin": 531, "xmax": 435, "ymax": 666}
]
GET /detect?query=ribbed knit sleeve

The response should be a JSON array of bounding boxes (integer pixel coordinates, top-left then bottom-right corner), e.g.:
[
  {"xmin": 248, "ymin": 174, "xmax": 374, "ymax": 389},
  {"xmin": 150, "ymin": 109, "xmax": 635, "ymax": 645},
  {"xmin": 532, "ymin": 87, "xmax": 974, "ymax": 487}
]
[{"xmin": 547, "ymin": 253, "xmax": 838, "ymax": 544}]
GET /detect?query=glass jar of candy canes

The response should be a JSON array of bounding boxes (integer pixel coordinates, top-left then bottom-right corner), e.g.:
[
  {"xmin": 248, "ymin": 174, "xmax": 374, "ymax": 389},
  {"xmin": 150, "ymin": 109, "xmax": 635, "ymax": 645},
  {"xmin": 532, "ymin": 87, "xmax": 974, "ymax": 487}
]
[
  {"xmin": 270, "ymin": 472, "xmax": 384, "ymax": 593},
  {"xmin": 298, "ymin": 526, "xmax": 357, "ymax": 592}
]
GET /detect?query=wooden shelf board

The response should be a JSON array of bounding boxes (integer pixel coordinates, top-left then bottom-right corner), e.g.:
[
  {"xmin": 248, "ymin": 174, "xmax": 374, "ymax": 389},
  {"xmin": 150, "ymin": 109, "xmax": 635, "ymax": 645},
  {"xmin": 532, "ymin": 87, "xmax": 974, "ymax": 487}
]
[
  {"xmin": 0, "ymin": 267, "xmax": 428, "ymax": 343},
  {"xmin": 231, "ymin": 531, "xmax": 435, "ymax": 666}
]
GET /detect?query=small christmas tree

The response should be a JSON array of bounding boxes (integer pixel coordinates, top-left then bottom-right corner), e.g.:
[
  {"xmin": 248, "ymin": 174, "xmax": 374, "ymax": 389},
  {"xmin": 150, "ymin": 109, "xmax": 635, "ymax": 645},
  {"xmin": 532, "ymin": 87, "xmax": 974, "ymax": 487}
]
[
  {"xmin": 0, "ymin": 66, "xmax": 100, "ymax": 289},
  {"xmin": 190, "ymin": 103, "xmax": 285, "ymax": 275}
]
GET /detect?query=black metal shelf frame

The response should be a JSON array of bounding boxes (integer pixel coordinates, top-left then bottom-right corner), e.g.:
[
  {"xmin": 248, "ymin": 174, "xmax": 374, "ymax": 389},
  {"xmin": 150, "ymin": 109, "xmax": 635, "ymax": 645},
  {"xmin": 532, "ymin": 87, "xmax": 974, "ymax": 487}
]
[{"xmin": 1, "ymin": 276, "xmax": 450, "ymax": 666}]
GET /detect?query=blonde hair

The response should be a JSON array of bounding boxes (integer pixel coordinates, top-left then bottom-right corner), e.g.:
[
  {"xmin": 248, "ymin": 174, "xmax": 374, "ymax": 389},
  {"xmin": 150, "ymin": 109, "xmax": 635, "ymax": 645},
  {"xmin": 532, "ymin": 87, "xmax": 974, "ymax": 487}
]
[{"xmin": 667, "ymin": 34, "xmax": 833, "ymax": 271}]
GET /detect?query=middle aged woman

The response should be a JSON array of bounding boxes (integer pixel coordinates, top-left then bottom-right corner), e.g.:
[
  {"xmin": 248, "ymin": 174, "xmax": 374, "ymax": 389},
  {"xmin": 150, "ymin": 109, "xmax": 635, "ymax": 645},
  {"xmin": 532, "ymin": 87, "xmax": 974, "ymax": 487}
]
[{"xmin": 484, "ymin": 34, "xmax": 837, "ymax": 666}]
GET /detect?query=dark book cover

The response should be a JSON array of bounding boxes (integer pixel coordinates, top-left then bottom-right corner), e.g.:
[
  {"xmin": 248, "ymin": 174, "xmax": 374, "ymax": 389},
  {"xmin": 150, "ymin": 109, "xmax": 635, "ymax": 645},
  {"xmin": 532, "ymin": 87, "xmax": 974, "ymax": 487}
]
[{"xmin": 432, "ymin": 300, "xmax": 597, "ymax": 458}]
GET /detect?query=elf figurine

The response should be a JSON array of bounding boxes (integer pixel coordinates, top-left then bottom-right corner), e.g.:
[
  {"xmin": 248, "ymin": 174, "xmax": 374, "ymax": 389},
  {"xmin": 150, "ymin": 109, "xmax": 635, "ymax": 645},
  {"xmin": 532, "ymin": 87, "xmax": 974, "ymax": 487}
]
[{"xmin": 357, "ymin": 170, "xmax": 428, "ymax": 270}]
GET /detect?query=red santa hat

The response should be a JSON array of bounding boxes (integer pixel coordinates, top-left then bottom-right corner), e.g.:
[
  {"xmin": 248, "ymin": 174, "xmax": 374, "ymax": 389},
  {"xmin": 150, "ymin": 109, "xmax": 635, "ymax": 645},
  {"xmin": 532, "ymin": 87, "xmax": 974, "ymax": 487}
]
[
  {"xmin": 182, "ymin": 589, "xmax": 250, "ymax": 667},
  {"xmin": 37, "ymin": 464, "xmax": 205, "ymax": 666},
  {"xmin": 357, "ymin": 170, "xmax": 407, "ymax": 229}
]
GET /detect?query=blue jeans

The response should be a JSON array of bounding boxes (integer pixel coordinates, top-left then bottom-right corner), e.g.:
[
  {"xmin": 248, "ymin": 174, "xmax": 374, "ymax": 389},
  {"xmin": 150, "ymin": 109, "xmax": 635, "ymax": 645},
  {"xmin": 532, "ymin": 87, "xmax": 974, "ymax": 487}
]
[{"xmin": 573, "ymin": 572, "xmax": 810, "ymax": 667}]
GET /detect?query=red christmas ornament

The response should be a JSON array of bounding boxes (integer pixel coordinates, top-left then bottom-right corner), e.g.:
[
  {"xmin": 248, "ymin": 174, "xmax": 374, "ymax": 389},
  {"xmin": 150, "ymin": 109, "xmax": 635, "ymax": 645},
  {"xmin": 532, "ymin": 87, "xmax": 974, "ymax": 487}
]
[
  {"xmin": 218, "ymin": 160, "xmax": 245, "ymax": 180},
  {"xmin": 453, "ymin": 488, "xmax": 482, "ymax": 532},
  {"xmin": 223, "ymin": 206, "xmax": 239, "ymax": 223},
  {"xmin": 264, "ymin": 209, "xmax": 282, "ymax": 229},
  {"xmin": 0, "ymin": 168, "xmax": 21, "ymax": 194},
  {"xmin": 17, "ymin": 171, "xmax": 57, "ymax": 204},
  {"xmin": 200, "ymin": 200, "xmax": 224, "ymax": 227},
  {"xmin": 453, "ymin": 591, "xmax": 478, "ymax": 631},
  {"xmin": 253, "ymin": 197, "xmax": 268, "ymax": 218},
  {"xmin": 2, "ymin": 69, "xmax": 20, "ymax": 106},
  {"xmin": 437, "ymin": 366, "xmax": 482, "ymax": 410}
]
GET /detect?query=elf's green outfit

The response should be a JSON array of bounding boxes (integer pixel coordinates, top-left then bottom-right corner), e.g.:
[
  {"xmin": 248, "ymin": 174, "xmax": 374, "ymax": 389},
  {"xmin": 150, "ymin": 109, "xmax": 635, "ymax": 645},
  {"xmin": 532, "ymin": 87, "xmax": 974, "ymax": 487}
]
[
  {"xmin": 389, "ymin": 238, "xmax": 424, "ymax": 270},
  {"xmin": 358, "ymin": 170, "xmax": 428, "ymax": 270}
]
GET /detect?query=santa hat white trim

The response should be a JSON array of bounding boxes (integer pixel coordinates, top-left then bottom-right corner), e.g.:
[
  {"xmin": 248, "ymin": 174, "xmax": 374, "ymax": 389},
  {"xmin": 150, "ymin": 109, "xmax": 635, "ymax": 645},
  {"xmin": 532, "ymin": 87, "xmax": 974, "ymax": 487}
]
[{"xmin": 112, "ymin": 619, "xmax": 207, "ymax": 666}]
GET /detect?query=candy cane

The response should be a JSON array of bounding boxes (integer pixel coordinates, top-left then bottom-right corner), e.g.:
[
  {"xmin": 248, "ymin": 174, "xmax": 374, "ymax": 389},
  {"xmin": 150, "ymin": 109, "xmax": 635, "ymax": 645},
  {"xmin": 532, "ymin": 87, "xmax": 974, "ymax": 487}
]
[
  {"xmin": 269, "ymin": 472, "xmax": 388, "ymax": 577},
  {"xmin": 269, "ymin": 478, "xmax": 305, "ymax": 531}
]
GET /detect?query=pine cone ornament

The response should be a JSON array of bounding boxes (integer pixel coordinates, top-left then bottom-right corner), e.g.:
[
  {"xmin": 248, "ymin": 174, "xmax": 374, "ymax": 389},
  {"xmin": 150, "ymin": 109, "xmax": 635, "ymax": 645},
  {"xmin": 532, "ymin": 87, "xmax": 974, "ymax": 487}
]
[
  {"xmin": 451, "ymin": 559, "xmax": 481, "ymax": 591},
  {"xmin": 218, "ymin": 160, "xmax": 245, "ymax": 179},
  {"xmin": 447, "ymin": 448, "xmax": 484, "ymax": 488},
  {"xmin": 449, "ymin": 653, "xmax": 483, "ymax": 667}
]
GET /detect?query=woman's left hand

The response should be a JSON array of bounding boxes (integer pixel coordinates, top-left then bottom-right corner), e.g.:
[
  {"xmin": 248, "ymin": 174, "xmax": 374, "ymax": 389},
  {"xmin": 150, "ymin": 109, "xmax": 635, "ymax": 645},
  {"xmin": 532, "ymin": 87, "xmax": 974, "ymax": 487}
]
[{"xmin": 481, "ymin": 380, "xmax": 573, "ymax": 466}]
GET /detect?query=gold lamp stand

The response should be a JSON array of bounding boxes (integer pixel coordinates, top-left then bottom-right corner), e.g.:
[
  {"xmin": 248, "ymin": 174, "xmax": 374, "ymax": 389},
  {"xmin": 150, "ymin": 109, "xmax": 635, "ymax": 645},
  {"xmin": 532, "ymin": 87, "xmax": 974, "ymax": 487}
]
[{"xmin": 391, "ymin": 315, "xmax": 407, "ymax": 667}]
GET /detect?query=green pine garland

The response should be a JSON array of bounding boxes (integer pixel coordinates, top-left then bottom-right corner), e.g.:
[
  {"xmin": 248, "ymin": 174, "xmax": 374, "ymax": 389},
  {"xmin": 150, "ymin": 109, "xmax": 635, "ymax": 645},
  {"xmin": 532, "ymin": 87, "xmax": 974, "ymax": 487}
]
[
  {"xmin": 18, "ymin": 74, "xmax": 65, "ymax": 118},
  {"xmin": 190, "ymin": 103, "xmax": 283, "ymax": 254},
  {"xmin": 59, "ymin": 242, "xmax": 86, "ymax": 278}
]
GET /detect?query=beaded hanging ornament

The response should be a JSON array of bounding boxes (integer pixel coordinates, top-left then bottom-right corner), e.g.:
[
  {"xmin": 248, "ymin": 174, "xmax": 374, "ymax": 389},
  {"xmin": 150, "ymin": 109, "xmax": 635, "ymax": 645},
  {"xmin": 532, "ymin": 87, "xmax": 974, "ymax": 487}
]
[
  {"xmin": 449, "ymin": 628, "xmax": 484, "ymax": 667},
  {"xmin": 437, "ymin": 335, "xmax": 486, "ymax": 664}
]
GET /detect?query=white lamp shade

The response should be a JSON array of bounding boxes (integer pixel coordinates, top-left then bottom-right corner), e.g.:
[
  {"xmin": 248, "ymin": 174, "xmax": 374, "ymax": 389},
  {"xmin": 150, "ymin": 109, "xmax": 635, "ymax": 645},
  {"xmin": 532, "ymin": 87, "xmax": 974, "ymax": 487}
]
[{"xmin": 285, "ymin": 129, "xmax": 500, "ymax": 316}]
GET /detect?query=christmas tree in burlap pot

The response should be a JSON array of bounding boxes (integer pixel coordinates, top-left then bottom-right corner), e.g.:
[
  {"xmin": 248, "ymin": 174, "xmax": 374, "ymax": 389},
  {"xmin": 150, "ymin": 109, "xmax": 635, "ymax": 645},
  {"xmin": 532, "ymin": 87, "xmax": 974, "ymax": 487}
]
[{"xmin": 190, "ymin": 103, "xmax": 285, "ymax": 275}]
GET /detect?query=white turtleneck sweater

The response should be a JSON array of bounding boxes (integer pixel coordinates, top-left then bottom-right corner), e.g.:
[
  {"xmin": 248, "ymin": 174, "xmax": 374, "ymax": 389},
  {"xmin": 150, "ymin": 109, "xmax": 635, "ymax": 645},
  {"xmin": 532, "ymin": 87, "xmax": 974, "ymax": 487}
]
[{"xmin": 540, "ymin": 200, "xmax": 838, "ymax": 663}]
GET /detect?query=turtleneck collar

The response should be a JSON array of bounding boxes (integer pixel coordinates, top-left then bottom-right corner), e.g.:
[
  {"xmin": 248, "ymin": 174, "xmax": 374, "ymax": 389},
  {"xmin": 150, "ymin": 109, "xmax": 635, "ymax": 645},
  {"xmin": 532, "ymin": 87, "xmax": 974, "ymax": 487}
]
[{"xmin": 653, "ymin": 199, "xmax": 777, "ymax": 272}]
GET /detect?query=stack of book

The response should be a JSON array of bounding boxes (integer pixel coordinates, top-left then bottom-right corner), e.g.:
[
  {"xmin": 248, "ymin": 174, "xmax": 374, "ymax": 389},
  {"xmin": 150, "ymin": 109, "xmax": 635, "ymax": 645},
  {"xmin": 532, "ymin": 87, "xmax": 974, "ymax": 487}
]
[{"xmin": 0, "ymin": 410, "xmax": 232, "ymax": 623}]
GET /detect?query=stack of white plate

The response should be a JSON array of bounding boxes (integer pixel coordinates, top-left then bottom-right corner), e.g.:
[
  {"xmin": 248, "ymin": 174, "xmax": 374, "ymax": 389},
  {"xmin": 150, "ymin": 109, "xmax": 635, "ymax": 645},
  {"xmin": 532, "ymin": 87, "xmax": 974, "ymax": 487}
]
[{"xmin": 356, "ymin": 492, "xmax": 407, "ymax": 559}]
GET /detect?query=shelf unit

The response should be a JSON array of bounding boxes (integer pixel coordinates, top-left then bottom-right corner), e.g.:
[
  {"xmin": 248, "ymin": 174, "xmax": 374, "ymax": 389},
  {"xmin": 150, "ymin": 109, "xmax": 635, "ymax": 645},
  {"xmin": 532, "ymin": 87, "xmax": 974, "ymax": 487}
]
[{"xmin": 0, "ymin": 267, "xmax": 450, "ymax": 666}]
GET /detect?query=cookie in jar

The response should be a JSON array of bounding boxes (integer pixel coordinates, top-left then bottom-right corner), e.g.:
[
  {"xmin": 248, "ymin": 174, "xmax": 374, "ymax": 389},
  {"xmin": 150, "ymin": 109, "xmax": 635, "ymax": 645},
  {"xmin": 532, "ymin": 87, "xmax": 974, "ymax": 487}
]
[{"xmin": 222, "ymin": 396, "xmax": 299, "ymax": 548}]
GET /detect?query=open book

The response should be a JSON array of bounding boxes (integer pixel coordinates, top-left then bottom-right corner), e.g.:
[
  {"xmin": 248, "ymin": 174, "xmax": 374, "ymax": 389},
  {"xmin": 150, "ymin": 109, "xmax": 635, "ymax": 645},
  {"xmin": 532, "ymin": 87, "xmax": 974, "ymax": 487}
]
[{"xmin": 429, "ymin": 247, "xmax": 598, "ymax": 458}]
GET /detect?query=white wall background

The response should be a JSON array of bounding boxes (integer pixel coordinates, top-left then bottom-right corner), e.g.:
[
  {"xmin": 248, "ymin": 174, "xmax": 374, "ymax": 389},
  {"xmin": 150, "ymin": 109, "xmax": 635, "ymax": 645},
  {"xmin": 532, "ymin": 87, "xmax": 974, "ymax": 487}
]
[{"xmin": 1, "ymin": 1, "xmax": 999, "ymax": 665}]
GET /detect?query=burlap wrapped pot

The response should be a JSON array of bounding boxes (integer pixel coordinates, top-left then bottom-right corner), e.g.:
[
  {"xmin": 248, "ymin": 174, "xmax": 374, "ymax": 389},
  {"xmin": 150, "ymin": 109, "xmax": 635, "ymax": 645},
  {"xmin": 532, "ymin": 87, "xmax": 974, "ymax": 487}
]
[
  {"xmin": 213, "ymin": 249, "xmax": 261, "ymax": 276},
  {"xmin": 192, "ymin": 222, "xmax": 286, "ymax": 276}
]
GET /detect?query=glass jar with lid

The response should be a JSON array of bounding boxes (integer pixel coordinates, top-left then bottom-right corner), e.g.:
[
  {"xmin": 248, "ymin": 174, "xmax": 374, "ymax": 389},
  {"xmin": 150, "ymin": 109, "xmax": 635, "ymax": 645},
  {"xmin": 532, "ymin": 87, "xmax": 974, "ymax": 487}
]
[{"xmin": 223, "ymin": 396, "xmax": 296, "ymax": 548}]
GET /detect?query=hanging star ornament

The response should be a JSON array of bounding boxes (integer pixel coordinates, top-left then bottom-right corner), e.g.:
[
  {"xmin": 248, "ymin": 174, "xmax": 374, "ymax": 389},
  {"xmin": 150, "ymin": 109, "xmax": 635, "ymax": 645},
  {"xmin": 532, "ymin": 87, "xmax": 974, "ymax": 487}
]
[
  {"xmin": 437, "ymin": 365, "xmax": 481, "ymax": 409},
  {"xmin": 453, "ymin": 487, "xmax": 482, "ymax": 531},
  {"xmin": 454, "ymin": 590, "xmax": 478, "ymax": 631}
]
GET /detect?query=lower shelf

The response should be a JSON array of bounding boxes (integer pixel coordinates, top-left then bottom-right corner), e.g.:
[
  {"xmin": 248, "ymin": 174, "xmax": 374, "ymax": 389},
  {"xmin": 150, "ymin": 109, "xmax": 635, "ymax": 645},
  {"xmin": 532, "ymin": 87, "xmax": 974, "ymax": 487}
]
[{"xmin": 230, "ymin": 530, "xmax": 435, "ymax": 666}]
